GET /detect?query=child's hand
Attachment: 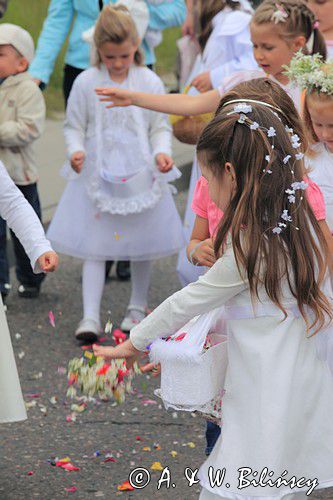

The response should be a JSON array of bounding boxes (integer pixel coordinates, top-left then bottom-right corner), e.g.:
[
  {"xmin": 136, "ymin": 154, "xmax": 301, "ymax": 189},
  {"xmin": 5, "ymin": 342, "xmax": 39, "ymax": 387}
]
[
  {"xmin": 140, "ymin": 362, "xmax": 161, "ymax": 377},
  {"xmin": 93, "ymin": 338, "xmax": 141, "ymax": 361},
  {"xmin": 191, "ymin": 71, "xmax": 213, "ymax": 93},
  {"xmin": 70, "ymin": 151, "xmax": 85, "ymax": 173},
  {"xmin": 95, "ymin": 87, "xmax": 134, "ymax": 108},
  {"xmin": 38, "ymin": 251, "xmax": 59, "ymax": 272},
  {"xmin": 191, "ymin": 238, "xmax": 216, "ymax": 267},
  {"xmin": 156, "ymin": 153, "xmax": 174, "ymax": 173}
]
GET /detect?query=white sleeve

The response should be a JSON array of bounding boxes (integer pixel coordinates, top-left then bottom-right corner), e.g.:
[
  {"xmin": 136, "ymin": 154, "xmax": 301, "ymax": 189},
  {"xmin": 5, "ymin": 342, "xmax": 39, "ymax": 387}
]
[
  {"xmin": 130, "ymin": 245, "xmax": 247, "ymax": 350},
  {"xmin": 147, "ymin": 76, "xmax": 172, "ymax": 158},
  {"xmin": 0, "ymin": 162, "xmax": 53, "ymax": 273},
  {"xmin": 209, "ymin": 29, "xmax": 257, "ymax": 89},
  {"xmin": 64, "ymin": 75, "xmax": 88, "ymax": 158}
]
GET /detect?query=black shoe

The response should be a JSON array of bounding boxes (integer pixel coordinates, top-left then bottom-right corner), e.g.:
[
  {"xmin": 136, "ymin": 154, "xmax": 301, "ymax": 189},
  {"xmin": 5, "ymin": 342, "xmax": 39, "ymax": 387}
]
[
  {"xmin": 105, "ymin": 260, "xmax": 114, "ymax": 281},
  {"xmin": 116, "ymin": 261, "xmax": 131, "ymax": 281},
  {"xmin": 18, "ymin": 284, "xmax": 40, "ymax": 298}
]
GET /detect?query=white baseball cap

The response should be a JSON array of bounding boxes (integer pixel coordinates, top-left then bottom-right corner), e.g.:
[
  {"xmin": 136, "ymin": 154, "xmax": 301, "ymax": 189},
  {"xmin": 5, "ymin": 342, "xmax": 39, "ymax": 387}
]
[{"xmin": 0, "ymin": 23, "xmax": 35, "ymax": 63}]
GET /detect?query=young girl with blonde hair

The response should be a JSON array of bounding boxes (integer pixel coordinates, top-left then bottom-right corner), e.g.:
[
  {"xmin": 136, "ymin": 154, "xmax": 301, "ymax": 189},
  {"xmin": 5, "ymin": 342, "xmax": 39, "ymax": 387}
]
[{"xmin": 47, "ymin": 5, "xmax": 185, "ymax": 341}]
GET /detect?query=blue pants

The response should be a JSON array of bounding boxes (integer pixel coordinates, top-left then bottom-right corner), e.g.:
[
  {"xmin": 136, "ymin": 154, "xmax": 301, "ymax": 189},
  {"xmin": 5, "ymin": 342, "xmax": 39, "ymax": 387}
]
[
  {"xmin": 0, "ymin": 183, "xmax": 45, "ymax": 294},
  {"xmin": 205, "ymin": 421, "xmax": 221, "ymax": 455}
]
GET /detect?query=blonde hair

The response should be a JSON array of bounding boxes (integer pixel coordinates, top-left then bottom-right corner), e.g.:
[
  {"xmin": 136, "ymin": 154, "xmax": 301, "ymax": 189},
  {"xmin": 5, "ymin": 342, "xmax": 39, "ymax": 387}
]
[
  {"xmin": 252, "ymin": 0, "xmax": 327, "ymax": 58},
  {"xmin": 94, "ymin": 4, "xmax": 143, "ymax": 66},
  {"xmin": 304, "ymin": 91, "xmax": 333, "ymax": 145}
]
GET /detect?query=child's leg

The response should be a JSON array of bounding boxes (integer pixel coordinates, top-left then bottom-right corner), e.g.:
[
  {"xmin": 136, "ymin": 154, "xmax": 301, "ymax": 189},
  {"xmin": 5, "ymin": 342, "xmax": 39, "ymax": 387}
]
[
  {"xmin": 205, "ymin": 420, "xmax": 221, "ymax": 456},
  {"xmin": 82, "ymin": 260, "xmax": 105, "ymax": 325},
  {"xmin": 12, "ymin": 183, "xmax": 45, "ymax": 297},
  {"xmin": 129, "ymin": 260, "xmax": 152, "ymax": 312},
  {"xmin": 121, "ymin": 261, "xmax": 152, "ymax": 331}
]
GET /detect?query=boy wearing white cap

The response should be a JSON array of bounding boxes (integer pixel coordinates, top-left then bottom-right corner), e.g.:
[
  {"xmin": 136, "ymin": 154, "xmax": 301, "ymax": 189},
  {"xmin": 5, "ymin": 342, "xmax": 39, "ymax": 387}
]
[{"xmin": 0, "ymin": 23, "xmax": 46, "ymax": 300}]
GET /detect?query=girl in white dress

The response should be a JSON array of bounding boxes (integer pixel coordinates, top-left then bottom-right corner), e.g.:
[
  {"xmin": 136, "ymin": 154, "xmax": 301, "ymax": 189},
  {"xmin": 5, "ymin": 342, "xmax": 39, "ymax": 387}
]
[
  {"xmin": 97, "ymin": 0, "xmax": 327, "ymax": 285},
  {"xmin": 0, "ymin": 161, "xmax": 58, "ymax": 424},
  {"xmin": 287, "ymin": 55, "xmax": 333, "ymax": 233},
  {"xmin": 94, "ymin": 98, "xmax": 333, "ymax": 500},
  {"xmin": 47, "ymin": 5, "xmax": 185, "ymax": 342}
]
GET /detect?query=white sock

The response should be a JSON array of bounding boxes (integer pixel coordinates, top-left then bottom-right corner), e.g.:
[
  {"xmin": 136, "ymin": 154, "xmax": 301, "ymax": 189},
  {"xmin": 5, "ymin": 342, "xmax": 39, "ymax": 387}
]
[
  {"xmin": 82, "ymin": 260, "xmax": 105, "ymax": 325},
  {"xmin": 128, "ymin": 260, "xmax": 152, "ymax": 317}
]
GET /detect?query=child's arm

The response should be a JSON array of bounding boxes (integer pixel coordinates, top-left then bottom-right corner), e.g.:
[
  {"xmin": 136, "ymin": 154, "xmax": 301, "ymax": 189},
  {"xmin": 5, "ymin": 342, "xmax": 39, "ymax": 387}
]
[
  {"xmin": 0, "ymin": 84, "xmax": 45, "ymax": 147},
  {"xmin": 94, "ymin": 243, "xmax": 247, "ymax": 358},
  {"xmin": 187, "ymin": 215, "xmax": 216, "ymax": 267},
  {"xmin": 0, "ymin": 161, "xmax": 58, "ymax": 273},
  {"xmin": 64, "ymin": 74, "xmax": 89, "ymax": 171},
  {"xmin": 96, "ymin": 87, "xmax": 220, "ymax": 116}
]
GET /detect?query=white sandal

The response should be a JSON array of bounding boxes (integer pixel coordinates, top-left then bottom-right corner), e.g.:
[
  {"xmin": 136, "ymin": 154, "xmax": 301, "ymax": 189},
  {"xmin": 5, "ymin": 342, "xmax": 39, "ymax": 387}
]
[{"xmin": 120, "ymin": 305, "xmax": 146, "ymax": 333}]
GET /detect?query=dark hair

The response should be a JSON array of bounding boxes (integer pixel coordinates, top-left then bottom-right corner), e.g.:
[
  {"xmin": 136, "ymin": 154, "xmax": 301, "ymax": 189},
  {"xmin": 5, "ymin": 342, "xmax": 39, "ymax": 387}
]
[
  {"xmin": 252, "ymin": 0, "xmax": 327, "ymax": 59},
  {"xmin": 196, "ymin": 96, "xmax": 332, "ymax": 334}
]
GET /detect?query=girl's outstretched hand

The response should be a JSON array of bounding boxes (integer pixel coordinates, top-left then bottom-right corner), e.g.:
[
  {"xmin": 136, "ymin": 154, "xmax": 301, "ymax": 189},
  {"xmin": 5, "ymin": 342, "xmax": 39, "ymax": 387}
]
[
  {"xmin": 156, "ymin": 153, "xmax": 174, "ymax": 173},
  {"xmin": 93, "ymin": 338, "xmax": 141, "ymax": 361},
  {"xmin": 95, "ymin": 87, "xmax": 134, "ymax": 108},
  {"xmin": 38, "ymin": 251, "xmax": 59, "ymax": 272}
]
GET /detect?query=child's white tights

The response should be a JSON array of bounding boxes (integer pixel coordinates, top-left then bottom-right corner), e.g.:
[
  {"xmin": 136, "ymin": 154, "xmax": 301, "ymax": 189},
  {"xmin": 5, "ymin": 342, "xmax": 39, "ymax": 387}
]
[{"xmin": 82, "ymin": 260, "xmax": 152, "ymax": 325}]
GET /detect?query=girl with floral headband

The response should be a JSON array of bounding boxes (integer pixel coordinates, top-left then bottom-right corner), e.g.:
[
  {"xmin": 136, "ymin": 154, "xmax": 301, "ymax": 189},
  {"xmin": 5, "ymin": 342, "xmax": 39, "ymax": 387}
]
[
  {"xmin": 308, "ymin": 0, "xmax": 333, "ymax": 58},
  {"xmin": 288, "ymin": 53, "xmax": 333, "ymax": 234},
  {"xmin": 96, "ymin": 0, "xmax": 327, "ymax": 287},
  {"xmin": 94, "ymin": 97, "xmax": 333, "ymax": 499}
]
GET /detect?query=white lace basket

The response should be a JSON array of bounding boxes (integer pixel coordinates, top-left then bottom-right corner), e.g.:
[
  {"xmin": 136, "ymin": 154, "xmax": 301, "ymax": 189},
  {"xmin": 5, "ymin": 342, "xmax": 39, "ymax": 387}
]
[{"xmin": 149, "ymin": 307, "xmax": 228, "ymax": 409}]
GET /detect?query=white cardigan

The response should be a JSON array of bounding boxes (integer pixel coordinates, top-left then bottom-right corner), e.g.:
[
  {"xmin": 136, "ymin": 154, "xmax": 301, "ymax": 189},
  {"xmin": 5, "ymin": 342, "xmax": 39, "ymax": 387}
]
[{"xmin": 64, "ymin": 64, "xmax": 171, "ymax": 162}]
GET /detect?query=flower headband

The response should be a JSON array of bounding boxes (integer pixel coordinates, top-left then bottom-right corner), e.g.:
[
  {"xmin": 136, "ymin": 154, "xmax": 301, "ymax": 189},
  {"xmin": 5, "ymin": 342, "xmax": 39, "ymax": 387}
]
[
  {"xmin": 285, "ymin": 52, "xmax": 333, "ymax": 96},
  {"xmin": 222, "ymin": 100, "xmax": 307, "ymax": 235}
]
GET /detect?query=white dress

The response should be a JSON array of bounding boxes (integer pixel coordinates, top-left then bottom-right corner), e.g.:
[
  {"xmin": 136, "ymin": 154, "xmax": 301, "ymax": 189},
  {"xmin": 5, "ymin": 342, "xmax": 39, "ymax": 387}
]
[
  {"xmin": 177, "ymin": 7, "xmax": 258, "ymax": 286},
  {"xmin": 0, "ymin": 161, "xmax": 53, "ymax": 423},
  {"xmin": 306, "ymin": 142, "xmax": 333, "ymax": 232},
  {"xmin": 177, "ymin": 69, "xmax": 302, "ymax": 286},
  {"xmin": 47, "ymin": 65, "xmax": 185, "ymax": 261},
  {"xmin": 131, "ymin": 244, "xmax": 333, "ymax": 499}
]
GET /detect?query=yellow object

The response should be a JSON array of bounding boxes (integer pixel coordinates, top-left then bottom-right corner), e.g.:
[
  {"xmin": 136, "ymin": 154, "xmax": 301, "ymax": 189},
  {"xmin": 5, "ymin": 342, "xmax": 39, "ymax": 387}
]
[
  {"xmin": 187, "ymin": 442, "xmax": 196, "ymax": 448},
  {"xmin": 170, "ymin": 451, "xmax": 178, "ymax": 457},
  {"xmin": 143, "ymin": 446, "xmax": 151, "ymax": 451},
  {"xmin": 151, "ymin": 461, "xmax": 163, "ymax": 471},
  {"xmin": 84, "ymin": 351, "xmax": 93, "ymax": 360},
  {"xmin": 169, "ymin": 86, "xmax": 213, "ymax": 126}
]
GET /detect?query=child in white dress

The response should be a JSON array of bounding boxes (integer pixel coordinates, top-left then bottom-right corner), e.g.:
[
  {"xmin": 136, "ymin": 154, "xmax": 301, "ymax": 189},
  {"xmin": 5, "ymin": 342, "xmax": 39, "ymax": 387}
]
[
  {"xmin": 96, "ymin": 0, "xmax": 326, "ymax": 286},
  {"xmin": 94, "ymin": 98, "xmax": 333, "ymax": 499},
  {"xmin": 47, "ymin": 5, "xmax": 185, "ymax": 342},
  {"xmin": 0, "ymin": 161, "xmax": 58, "ymax": 423},
  {"xmin": 288, "ymin": 55, "xmax": 333, "ymax": 233}
]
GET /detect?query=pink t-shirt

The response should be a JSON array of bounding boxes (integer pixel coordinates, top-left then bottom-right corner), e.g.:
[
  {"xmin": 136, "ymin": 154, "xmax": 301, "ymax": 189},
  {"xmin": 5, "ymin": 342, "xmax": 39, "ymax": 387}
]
[{"xmin": 192, "ymin": 175, "xmax": 326, "ymax": 237}]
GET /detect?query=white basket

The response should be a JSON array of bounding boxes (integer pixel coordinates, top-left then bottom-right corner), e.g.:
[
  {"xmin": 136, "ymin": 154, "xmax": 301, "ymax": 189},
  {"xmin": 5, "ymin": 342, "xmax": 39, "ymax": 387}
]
[{"xmin": 150, "ymin": 308, "xmax": 228, "ymax": 409}]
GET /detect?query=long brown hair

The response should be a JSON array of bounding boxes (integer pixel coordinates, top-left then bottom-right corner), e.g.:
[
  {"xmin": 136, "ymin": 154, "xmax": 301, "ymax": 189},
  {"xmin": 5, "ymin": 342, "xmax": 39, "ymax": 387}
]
[
  {"xmin": 94, "ymin": 4, "xmax": 143, "ymax": 66},
  {"xmin": 197, "ymin": 90, "xmax": 332, "ymax": 334},
  {"xmin": 252, "ymin": 0, "xmax": 327, "ymax": 59},
  {"xmin": 198, "ymin": 0, "xmax": 243, "ymax": 51}
]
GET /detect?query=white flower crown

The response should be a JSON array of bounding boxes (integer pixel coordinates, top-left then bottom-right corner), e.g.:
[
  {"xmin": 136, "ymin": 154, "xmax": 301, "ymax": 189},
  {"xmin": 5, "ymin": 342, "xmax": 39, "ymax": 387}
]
[{"xmin": 285, "ymin": 52, "xmax": 333, "ymax": 96}]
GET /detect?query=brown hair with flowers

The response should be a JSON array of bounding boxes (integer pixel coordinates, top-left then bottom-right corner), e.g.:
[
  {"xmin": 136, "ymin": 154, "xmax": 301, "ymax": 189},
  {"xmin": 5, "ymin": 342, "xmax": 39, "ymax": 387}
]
[{"xmin": 196, "ymin": 80, "xmax": 332, "ymax": 334}]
